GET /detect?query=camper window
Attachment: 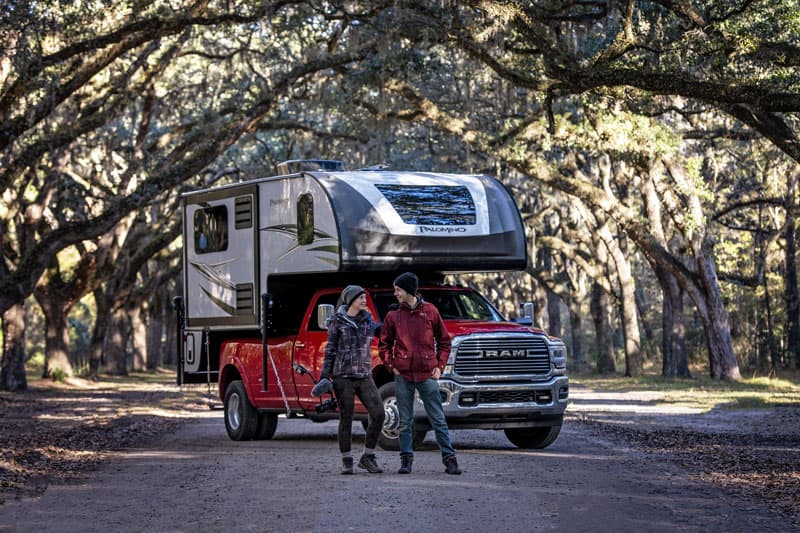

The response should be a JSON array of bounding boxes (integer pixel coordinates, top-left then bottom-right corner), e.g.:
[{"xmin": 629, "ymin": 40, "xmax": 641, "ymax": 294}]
[
  {"xmin": 297, "ymin": 193, "xmax": 314, "ymax": 245},
  {"xmin": 194, "ymin": 205, "xmax": 229, "ymax": 254},
  {"xmin": 375, "ymin": 184, "xmax": 476, "ymax": 225}
]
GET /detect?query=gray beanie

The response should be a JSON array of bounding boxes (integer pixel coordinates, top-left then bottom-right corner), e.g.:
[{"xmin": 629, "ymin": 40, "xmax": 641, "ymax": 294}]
[
  {"xmin": 393, "ymin": 272, "xmax": 418, "ymax": 296},
  {"xmin": 338, "ymin": 285, "xmax": 366, "ymax": 309}
]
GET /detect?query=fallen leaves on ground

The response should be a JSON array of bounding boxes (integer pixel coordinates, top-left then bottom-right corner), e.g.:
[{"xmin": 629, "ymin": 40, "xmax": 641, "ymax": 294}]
[
  {"xmin": 0, "ymin": 375, "xmax": 210, "ymax": 502},
  {"xmin": 571, "ymin": 404, "xmax": 800, "ymax": 523}
]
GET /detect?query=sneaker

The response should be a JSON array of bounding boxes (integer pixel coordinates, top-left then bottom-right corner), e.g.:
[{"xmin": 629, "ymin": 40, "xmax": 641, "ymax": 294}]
[
  {"xmin": 443, "ymin": 455, "xmax": 461, "ymax": 475},
  {"xmin": 357, "ymin": 453, "xmax": 383, "ymax": 473},
  {"xmin": 341, "ymin": 456, "xmax": 354, "ymax": 475}
]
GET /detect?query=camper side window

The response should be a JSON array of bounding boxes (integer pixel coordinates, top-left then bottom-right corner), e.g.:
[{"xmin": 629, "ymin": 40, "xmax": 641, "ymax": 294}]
[
  {"xmin": 194, "ymin": 206, "xmax": 228, "ymax": 254},
  {"xmin": 297, "ymin": 193, "xmax": 314, "ymax": 245}
]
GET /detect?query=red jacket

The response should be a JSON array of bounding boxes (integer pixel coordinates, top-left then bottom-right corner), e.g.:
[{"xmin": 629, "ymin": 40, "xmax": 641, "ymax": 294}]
[{"xmin": 378, "ymin": 298, "xmax": 452, "ymax": 382}]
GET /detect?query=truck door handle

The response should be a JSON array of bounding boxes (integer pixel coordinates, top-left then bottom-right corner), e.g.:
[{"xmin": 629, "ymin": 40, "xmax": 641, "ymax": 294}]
[{"xmin": 295, "ymin": 342, "xmax": 305, "ymax": 348}]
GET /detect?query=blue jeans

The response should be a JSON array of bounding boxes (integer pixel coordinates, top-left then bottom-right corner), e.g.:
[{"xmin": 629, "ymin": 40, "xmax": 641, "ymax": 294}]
[{"xmin": 394, "ymin": 375, "xmax": 456, "ymax": 458}]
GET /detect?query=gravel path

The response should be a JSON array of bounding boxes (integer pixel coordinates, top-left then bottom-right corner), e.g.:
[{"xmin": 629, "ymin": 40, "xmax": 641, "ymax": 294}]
[{"xmin": 1, "ymin": 378, "xmax": 797, "ymax": 530}]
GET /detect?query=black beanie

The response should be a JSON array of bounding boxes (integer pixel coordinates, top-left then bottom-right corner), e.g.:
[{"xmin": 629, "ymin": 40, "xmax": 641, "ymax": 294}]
[
  {"xmin": 393, "ymin": 272, "xmax": 419, "ymax": 296},
  {"xmin": 339, "ymin": 285, "xmax": 366, "ymax": 308}
]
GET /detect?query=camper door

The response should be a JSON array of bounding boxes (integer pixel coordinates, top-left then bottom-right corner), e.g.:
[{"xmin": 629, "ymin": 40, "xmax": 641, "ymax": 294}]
[{"xmin": 183, "ymin": 185, "xmax": 259, "ymax": 329}]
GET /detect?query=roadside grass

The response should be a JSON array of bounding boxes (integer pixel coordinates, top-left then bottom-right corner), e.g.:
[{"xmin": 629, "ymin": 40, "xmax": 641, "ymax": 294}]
[{"xmin": 571, "ymin": 370, "xmax": 800, "ymax": 412}]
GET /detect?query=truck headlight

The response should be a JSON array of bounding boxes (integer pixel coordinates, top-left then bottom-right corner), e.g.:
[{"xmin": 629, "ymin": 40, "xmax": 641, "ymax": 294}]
[{"xmin": 551, "ymin": 348, "xmax": 567, "ymax": 369}]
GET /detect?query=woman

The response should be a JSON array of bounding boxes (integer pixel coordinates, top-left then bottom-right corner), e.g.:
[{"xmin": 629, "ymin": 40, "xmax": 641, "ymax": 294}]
[{"xmin": 321, "ymin": 285, "xmax": 385, "ymax": 474}]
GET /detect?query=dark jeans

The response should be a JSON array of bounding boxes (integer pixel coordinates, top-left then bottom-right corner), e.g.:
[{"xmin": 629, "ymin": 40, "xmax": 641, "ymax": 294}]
[
  {"xmin": 394, "ymin": 375, "xmax": 456, "ymax": 458},
  {"xmin": 332, "ymin": 376, "xmax": 385, "ymax": 454}
]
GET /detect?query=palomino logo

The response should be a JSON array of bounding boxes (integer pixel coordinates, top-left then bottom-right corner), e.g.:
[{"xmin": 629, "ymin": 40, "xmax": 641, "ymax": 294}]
[{"xmin": 418, "ymin": 226, "xmax": 467, "ymax": 234}]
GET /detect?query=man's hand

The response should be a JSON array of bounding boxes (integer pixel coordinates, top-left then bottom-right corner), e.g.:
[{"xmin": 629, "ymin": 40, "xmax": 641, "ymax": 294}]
[{"xmin": 432, "ymin": 367, "xmax": 441, "ymax": 379}]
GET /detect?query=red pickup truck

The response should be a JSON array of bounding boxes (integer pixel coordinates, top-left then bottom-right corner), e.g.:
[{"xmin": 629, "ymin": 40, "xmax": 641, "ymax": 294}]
[{"xmin": 216, "ymin": 283, "xmax": 569, "ymax": 450}]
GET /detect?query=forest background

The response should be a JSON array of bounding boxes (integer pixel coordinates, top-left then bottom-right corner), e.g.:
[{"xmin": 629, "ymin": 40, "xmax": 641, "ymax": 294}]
[{"xmin": 2, "ymin": 0, "xmax": 800, "ymax": 392}]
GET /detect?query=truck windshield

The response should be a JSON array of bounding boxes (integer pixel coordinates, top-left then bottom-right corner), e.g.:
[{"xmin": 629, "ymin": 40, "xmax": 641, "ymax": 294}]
[{"xmin": 371, "ymin": 289, "xmax": 504, "ymax": 322}]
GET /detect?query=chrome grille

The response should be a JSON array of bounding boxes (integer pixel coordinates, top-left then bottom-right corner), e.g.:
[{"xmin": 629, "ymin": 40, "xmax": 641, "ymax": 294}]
[{"xmin": 454, "ymin": 336, "xmax": 551, "ymax": 376}]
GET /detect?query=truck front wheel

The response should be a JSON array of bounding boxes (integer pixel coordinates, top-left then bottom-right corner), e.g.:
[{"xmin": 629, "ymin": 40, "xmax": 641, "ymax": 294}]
[
  {"xmin": 504, "ymin": 425, "xmax": 562, "ymax": 449},
  {"xmin": 224, "ymin": 380, "xmax": 258, "ymax": 441},
  {"xmin": 376, "ymin": 382, "xmax": 426, "ymax": 451}
]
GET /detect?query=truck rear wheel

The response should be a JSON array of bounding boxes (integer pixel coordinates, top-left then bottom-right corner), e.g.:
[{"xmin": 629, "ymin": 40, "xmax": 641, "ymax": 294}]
[
  {"xmin": 504, "ymin": 425, "xmax": 562, "ymax": 449},
  {"xmin": 375, "ymin": 382, "xmax": 426, "ymax": 451},
  {"xmin": 254, "ymin": 412, "xmax": 278, "ymax": 440},
  {"xmin": 224, "ymin": 380, "xmax": 258, "ymax": 441}
]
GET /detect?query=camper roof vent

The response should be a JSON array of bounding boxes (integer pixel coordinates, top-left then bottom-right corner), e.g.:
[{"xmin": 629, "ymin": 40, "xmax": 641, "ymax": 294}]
[{"xmin": 277, "ymin": 159, "xmax": 345, "ymax": 175}]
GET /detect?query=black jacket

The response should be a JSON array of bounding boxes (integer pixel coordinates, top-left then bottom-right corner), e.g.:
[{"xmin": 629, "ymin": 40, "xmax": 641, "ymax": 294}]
[{"xmin": 321, "ymin": 307, "xmax": 376, "ymax": 379}]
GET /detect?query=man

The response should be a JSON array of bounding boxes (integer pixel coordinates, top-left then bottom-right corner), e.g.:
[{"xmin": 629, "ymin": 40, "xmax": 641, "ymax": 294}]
[{"xmin": 378, "ymin": 272, "xmax": 461, "ymax": 475}]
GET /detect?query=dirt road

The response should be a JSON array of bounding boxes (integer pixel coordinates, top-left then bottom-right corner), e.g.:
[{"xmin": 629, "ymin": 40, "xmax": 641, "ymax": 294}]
[{"xmin": 1, "ymin": 401, "xmax": 795, "ymax": 533}]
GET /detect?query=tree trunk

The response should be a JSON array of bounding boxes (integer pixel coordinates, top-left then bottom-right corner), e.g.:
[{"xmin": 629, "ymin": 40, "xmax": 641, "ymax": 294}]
[
  {"xmin": 129, "ymin": 303, "xmax": 148, "ymax": 372},
  {"xmin": 538, "ymin": 219, "xmax": 562, "ymax": 338},
  {"xmin": 590, "ymin": 282, "xmax": 616, "ymax": 373},
  {"xmin": 533, "ymin": 284, "xmax": 547, "ymax": 330},
  {"xmin": 103, "ymin": 306, "xmax": 129, "ymax": 375},
  {"xmin": 634, "ymin": 284, "xmax": 657, "ymax": 360},
  {"xmin": 546, "ymin": 289, "xmax": 562, "ymax": 339},
  {"xmin": 785, "ymin": 174, "xmax": 800, "ymax": 370},
  {"xmin": 595, "ymin": 216, "xmax": 643, "ymax": 376},
  {"xmin": 616, "ymin": 246, "xmax": 643, "ymax": 377},
  {"xmin": 146, "ymin": 293, "xmax": 165, "ymax": 370},
  {"xmin": 656, "ymin": 265, "xmax": 690, "ymax": 377},
  {"xmin": 88, "ymin": 287, "xmax": 110, "ymax": 378},
  {"xmin": 0, "ymin": 302, "xmax": 27, "ymax": 391},
  {"xmin": 692, "ymin": 251, "xmax": 741, "ymax": 380},
  {"xmin": 34, "ymin": 291, "xmax": 75, "ymax": 379},
  {"xmin": 568, "ymin": 300, "xmax": 585, "ymax": 370}
]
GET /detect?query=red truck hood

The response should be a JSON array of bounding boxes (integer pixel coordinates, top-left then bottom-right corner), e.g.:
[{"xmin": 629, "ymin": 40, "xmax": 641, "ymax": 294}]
[{"xmin": 444, "ymin": 320, "xmax": 548, "ymax": 337}]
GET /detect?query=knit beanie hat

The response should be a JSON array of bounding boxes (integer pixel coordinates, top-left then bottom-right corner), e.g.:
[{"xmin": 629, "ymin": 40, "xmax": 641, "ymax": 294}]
[
  {"xmin": 339, "ymin": 285, "xmax": 366, "ymax": 309},
  {"xmin": 393, "ymin": 272, "xmax": 418, "ymax": 296}
]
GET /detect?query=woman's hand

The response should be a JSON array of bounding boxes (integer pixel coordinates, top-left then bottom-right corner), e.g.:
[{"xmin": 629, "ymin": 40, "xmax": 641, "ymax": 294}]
[{"xmin": 431, "ymin": 367, "xmax": 441, "ymax": 379}]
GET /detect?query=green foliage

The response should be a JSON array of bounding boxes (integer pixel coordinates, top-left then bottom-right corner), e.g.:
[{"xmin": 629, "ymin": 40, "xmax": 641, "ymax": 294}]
[{"xmin": 50, "ymin": 367, "xmax": 66, "ymax": 383}]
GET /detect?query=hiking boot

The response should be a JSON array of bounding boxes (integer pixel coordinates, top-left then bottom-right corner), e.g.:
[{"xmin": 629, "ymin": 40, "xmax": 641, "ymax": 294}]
[
  {"xmin": 398, "ymin": 454, "xmax": 413, "ymax": 474},
  {"xmin": 357, "ymin": 453, "xmax": 383, "ymax": 474},
  {"xmin": 443, "ymin": 455, "xmax": 461, "ymax": 475},
  {"xmin": 341, "ymin": 456, "xmax": 354, "ymax": 475}
]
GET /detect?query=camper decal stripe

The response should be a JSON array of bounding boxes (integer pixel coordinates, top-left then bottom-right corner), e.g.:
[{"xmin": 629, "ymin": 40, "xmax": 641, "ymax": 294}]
[
  {"xmin": 261, "ymin": 224, "xmax": 336, "ymax": 240},
  {"xmin": 274, "ymin": 238, "xmax": 338, "ymax": 263},
  {"xmin": 200, "ymin": 286, "xmax": 236, "ymax": 316},
  {"xmin": 190, "ymin": 260, "xmax": 237, "ymax": 290},
  {"xmin": 308, "ymin": 244, "xmax": 339, "ymax": 254}
]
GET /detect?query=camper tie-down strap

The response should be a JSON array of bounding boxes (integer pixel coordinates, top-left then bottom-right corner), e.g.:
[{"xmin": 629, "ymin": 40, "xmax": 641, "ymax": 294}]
[{"xmin": 269, "ymin": 351, "xmax": 292, "ymax": 417}]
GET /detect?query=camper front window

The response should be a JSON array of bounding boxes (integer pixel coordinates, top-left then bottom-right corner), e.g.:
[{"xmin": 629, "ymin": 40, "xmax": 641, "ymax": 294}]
[
  {"xmin": 375, "ymin": 184, "xmax": 476, "ymax": 225},
  {"xmin": 194, "ymin": 205, "xmax": 228, "ymax": 253}
]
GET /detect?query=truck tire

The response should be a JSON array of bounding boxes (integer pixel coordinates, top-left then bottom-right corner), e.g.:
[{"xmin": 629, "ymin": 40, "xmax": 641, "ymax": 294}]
[
  {"xmin": 254, "ymin": 412, "xmax": 278, "ymax": 440},
  {"xmin": 504, "ymin": 425, "xmax": 562, "ymax": 449},
  {"xmin": 376, "ymin": 382, "xmax": 427, "ymax": 451},
  {"xmin": 224, "ymin": 380, "xmax": 258, "ymax": 441}
]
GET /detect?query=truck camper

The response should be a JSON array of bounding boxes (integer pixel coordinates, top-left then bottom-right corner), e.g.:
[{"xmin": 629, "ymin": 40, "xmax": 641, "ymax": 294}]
[{"xmin": 176, "ymin": 161, "xmax": 569, "ymax": 449}]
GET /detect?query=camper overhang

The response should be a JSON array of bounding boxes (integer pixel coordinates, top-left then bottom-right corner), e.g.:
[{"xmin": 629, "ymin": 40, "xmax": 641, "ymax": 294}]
[{"xmin": 312, "ymin": 170, "xmax": 527, "ymax": 273}]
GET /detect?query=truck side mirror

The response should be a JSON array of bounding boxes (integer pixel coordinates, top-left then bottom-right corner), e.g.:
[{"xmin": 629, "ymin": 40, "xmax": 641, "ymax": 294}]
[
  {"xmin": 516, "ymin": 301, "xmax": 534, "ymax": 326},
  {"xmin": 317, "ymin": 303, "xmax": 334, "ymax": 330}
]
